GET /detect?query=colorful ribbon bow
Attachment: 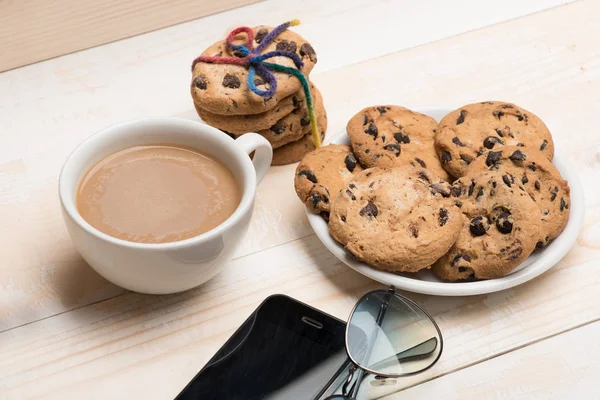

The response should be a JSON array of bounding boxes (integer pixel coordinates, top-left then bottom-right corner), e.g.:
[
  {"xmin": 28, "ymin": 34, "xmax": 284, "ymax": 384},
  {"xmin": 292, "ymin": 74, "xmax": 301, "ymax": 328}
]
[{"xmin": 192, "ymin": 20, "xmax": 321, "ymax": 148}]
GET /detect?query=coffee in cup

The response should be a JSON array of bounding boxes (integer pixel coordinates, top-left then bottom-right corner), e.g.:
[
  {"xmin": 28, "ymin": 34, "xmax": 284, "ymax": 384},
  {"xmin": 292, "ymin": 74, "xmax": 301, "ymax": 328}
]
[{"xmin": 76, "ymin": 144, "xmax": 241, "ymax": 244}]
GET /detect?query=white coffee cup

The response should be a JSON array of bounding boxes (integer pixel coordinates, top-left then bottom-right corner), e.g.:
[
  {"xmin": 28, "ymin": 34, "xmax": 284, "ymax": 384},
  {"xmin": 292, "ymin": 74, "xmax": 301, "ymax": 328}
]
[{"xmin": 59, "ymin": 118, "xmax": 272, "ymax": 294}]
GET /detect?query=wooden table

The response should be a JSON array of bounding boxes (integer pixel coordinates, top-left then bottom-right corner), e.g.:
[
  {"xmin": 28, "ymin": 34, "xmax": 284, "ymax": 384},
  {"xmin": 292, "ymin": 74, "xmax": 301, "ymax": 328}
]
[{"xmin": 1, "ymin": 0, "xmax": 599, "ymax": 398}]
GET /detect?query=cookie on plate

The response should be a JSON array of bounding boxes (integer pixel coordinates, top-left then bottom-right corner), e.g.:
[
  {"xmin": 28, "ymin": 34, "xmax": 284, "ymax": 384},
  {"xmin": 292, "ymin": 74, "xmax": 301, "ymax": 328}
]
[
  {"xmin": 346, "ymin": 106, "xmax": 450, "ymax": 181},
  {"xmin": 294, "ymin": 144, "xmax": 363, "ymax": 217},
  {"xmin": 435, "ymin": 101, "xmax": 554, "ymax": 178},
  {"xmin": 328, "ymin": 167, "xmax": 462, "ymax": 273},
  {"xmin": 191, "ymin": 25, "xmax": 317, "ymax": 115},
  {"xmin": 466, "ymin": 146, "xmax": 570, "ymax": 247},
  {"xmin": 432, "ymin": 171, "xmax": 543, "ymax": 281},
  {"xmin": 271, "ymin": 103, "xmax": 327, "ymax": 165}
]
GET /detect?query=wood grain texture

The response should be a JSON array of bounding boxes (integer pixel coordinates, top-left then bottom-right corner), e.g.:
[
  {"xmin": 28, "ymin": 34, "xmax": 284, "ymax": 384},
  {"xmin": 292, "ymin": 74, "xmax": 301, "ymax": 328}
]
[
  {"xmin": 0, "ymin": 0, "xmax": 572, "ymax": 333},
  {"xmin": 392, "ymin": 321, "xmax": 600, "ymax": 399},
  {"xmin": 1, "ymin": 0, "xmax": 599, "ymax": 398},
  {"xmin": 0, "ymin": 0, "xmax": 262, "ymax": 72}
]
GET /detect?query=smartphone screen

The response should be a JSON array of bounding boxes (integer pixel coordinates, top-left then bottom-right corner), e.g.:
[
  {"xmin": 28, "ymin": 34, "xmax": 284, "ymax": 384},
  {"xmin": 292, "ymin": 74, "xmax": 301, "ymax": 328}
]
[{"xmin": 176, "ymin": 294, "xmax": 348, "ymax": 400}]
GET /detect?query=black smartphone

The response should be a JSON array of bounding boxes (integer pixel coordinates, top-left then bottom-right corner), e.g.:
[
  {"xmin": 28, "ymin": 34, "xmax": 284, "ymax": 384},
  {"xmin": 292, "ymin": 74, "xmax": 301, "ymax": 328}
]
[{"xmin": 175, "ymin": 294, "xmax": 349, "ymax": 400}]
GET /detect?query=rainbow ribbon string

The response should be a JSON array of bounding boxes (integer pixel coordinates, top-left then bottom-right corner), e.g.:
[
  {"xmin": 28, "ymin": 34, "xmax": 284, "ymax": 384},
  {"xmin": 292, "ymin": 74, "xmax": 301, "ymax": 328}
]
[{"xmin": 192, "ymin": 20, "xmax": 321, "ymax": 148}]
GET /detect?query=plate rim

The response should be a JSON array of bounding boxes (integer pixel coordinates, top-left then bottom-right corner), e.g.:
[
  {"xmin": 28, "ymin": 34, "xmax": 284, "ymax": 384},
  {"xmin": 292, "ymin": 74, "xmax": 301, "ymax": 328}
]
[{"xmin": 306, "ymin": 107, "xmax": 585, "ymax": 296}]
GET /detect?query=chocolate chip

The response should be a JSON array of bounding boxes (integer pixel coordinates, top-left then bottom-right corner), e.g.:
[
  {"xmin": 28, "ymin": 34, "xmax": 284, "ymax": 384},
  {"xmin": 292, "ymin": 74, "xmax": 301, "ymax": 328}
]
[
  {"xmin": 255, "ymin": 28, "xmax": 269, "ymax": 43},
  {"xmin": 253, "ymin": 76, "xmax": 265, "ymax": 86},
  {"xmin": 460, "ymin": 154, "xmax": 472, "ymax": 165},
  {"xmin": 507, "ymin": 247, "xmax": 523, "ymax": 261},
  {"xmin": 231, "ymin": 99, "xmax": 239, "ymax": 108},
  {"xmin": 502, "ymin": 175, "xmax": 512, "ymax": 187},
  {"xmin": 509, "ymin": 150, "xmax": 526, "ymax": 162},
  {"xmin": 528, "ymin": 164, "xmax": 537, "ymax": 172},
  {"xmin": 193, "ymin": 75, "xmax": 208, "ymax": 90},
  {"xmin": 543, "ymin": 209, "xmax": 550, "ymax": 216},
  {"xmin": 441, "ymin": 151, "xmax": 452, "ymax": 163},
  {"xmin": 456, "ymin": 110, "xmax": 467, "ymax": 125},
  {"xmin": 486, "ymin": 151, "xmax": 502, "ymax": 166},
  {"xmin": 321, "ymin": 212, "xmax": 330, "ymax": 221},
  {"xmin": 299, "ymin": 43, "xmax": 317, "ymax": 62},
  {"xmin": 452, "ymin": 254, "xmax": 471, "ymax": 265},
  {"xmin": 415, "ymin": 157, "xmax": 426, "ymax": 167},
  {"xmin": 500, "ymin": 104, "xmax": 514, "ymax": 109},
  {"xmin": 270, "ymin": 121, "xmax": 287, "ymax": 135},
  {"xmin": 430, "ymin": 183, "xmax": 450, "ymax": 197},
  {"xmin": 340, "ymin": 216, "xmax": 346, "ymax": 222},
  {"xmin": 394, "ymin": 132, "xmax": 410, "ymax": 143},
  {"xmin": 455, "ymin": 200, "xmax": 463, "ymax": 207},
  {"xmin": 365, "ymin": 122, "xmax": 378, "ymax": 139},
  {"xmin": 418, "ymin": 171, "xmax": 431, "ymax": 183},
  {"xmin": 560, "ymin": 198, "xmax": 568, "ymax": 211},
  {"xmin": 383, "ymin": 143, "xmax": 401, "ymax": 156},
  {"xmin": 540, "ymin": 140, "xmax": 548, "ymax": 151},
  {"xmin": 493, "ymin": 110, "xmax": 504, "ymax": 118},
  {"xmin": 452, "ymin": 137, "xmax": 465, "ymax": 147},
  {"xmin": 300, "ymin": 116, "xmax": 310, "ymax": 126},
  {"xmin": 439, "ymin": 208, "xmax": 449, "ymax": 226},
  {"xmin": 451, "ymin": 185, "xmax": 462, "ymax": 197},
  {"xmin": 369, "ymin": 182, "xmax": 375, "ymax": 188},
  {"xmin": 365, "ymin": 149, "xmax": 370, "ymax": 154},
  {"xmin": 311, "ymin": 193, "xmax": 322, "ymax": 208},
  {"xmin": 522, "ymin": 175, "xmax": 529, "ymax": 185},
  {"xmin": 276, "ymin": 40, "xmax": 297, "ymax": 53},
  {"xmin": 410, "ymin": 227, "xmax": 419, "ymax": 238},
  {"xmin": 483, "ymin": 136, "xmax": 504, "ymax": 149},
  {"xmin": 346, "ymin": 190, "xmax": 356, "ymax": 200},
  {"xmin": 362, "ymin": 114, "xmax": 368, "ymax": 125},
  {"xmin": 470, "ymin": 216, "xmax": 489, "ymax": 236},
  {"xmin": 516, "ymin": 114, "xmax": 524, "ymax": 121},
  {"xmin": 495, "ymin": 212, "xmax": 513, "ymax": 234},
  {"xmin": 222, "ymin": 74, "xmax": 241, "ymax": 89},
  {"xmin": 359, "ymin": 202, "xmax": 378, "ymax": 218},
  {"xmin": 298, "ymin": 169, "xmax": 317, "ymax": 183},
  {"xmin": 458, "ymin": 267, "xmax": 468, "ymax": 273},
  {"xmin": 476, "ymin": 187, "xmax": 484, "ymax": 200},
  {"xmin": 534, "ymin": 181, "xmax": 541, "ymax": 190},
  {"xmin": 344, "ymin": 154, "xmax": 358, "ymax": 172},
  {"xmin": 492, "ymin": 181, "xmax": 497, "ymax": 188},
  {"xmin": 495, "ymin": 128, "xmax": 504, "ymax": 137},
  {"xmin": 550, "ymin": 187, "xmax": 559, "ymax": 201},
  {"xmin": 381, "ymin": 135, "xmax": 386, "ymax": 143},
  {"xmin": 536, "ymin": 241, "xmax": 544, "ymax": 249},
  {"xmin": 468, "ymin": 181, "xmax": 475, "ymax": 196},
  {"xmin": 376, "ymin": 106, "xmax": 389, "ymax": 114}
]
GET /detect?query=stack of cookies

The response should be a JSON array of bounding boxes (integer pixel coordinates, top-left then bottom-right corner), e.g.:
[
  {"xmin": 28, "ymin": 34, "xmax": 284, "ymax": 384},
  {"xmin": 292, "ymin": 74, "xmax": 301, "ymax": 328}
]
[
  {"xmin": 191, "ymin": 24, "xmax": 327, "ymax": 165},
  {"xmin": 294, "ymin": 102, "xmax": 571, "ymax": 281}
]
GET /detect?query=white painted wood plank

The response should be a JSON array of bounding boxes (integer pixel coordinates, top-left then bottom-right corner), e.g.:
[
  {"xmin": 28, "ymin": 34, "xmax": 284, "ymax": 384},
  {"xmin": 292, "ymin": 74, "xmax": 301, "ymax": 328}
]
[
  {"xmin": 0, "ymin": 0, "xmax": 574, "ymax": 332},
  {"xmin": 387, "ymin": 321, "xmax": 600, "ymax": 400}
]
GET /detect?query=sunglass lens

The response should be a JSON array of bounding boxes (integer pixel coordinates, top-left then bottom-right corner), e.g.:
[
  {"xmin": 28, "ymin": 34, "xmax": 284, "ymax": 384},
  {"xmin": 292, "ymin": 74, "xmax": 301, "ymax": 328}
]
[{"xmin": 346, "ymin": 290, "xmax": 442, "ymax": 376}]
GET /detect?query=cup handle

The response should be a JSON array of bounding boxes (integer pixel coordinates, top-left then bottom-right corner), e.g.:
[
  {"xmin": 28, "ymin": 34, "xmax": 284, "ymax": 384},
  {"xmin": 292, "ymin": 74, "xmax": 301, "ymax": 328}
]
[{"xmin": 234, "ymin": 133, "xmax": 273, "ymax": 185}]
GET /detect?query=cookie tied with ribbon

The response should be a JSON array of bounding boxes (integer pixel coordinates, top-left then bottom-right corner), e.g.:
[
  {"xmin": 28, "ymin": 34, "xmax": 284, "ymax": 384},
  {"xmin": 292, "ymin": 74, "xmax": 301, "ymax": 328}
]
[{"xmin": 191, "ymin": 20, "xmax": 322, "ymax": 149}]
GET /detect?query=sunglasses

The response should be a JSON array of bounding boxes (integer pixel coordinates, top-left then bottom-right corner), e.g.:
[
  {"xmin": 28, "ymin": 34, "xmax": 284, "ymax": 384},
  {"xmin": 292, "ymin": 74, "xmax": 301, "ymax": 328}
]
[{"xmin": 324, "ymin": 286, "xmax": 443, "ymax": 399}]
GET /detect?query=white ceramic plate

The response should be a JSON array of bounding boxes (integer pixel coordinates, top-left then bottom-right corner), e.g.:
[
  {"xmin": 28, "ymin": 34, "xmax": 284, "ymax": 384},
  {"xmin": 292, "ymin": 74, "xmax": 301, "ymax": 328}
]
[{"xmin": 307, "ymin": 107, "xmax": 585, "ymax": 296}]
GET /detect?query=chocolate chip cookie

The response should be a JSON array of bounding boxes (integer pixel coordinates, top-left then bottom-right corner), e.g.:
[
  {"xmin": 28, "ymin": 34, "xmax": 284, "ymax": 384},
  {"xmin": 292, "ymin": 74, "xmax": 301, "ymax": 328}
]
[
  {"xmin": 435, "ymin": 101, "xmax": 555, "ymax": 178},
  {"xmin": 195, "ymin": 93, "xmax": 297, "ymax": 134},
  {"xmin": 466, "ymin": 146, "xmax": 570, "ymax": 247},
  {"xmin": 432, "ymin": 171, "xmax": 542, "ymax": 281},
  {"xmin": 328, "ymin": 167, "xmax": 462, "ymax": 273},
  {"xmin": 294, "ymin": 144, "xmax": 363, "ymax": 218},
  {"xmin": 191, "ymin": 25, "xmax": 317, "ymax": 115},
  {"xmin": 271, "ymin": 102, "xmax": 327, "ymax": 165},
  {"xmin": 259, "ymin": 84, "xmax": 323, "ymax": 149},
  {"xmin": 346, "ymin": 106, "xmax": 450, "ymax": 181}
]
